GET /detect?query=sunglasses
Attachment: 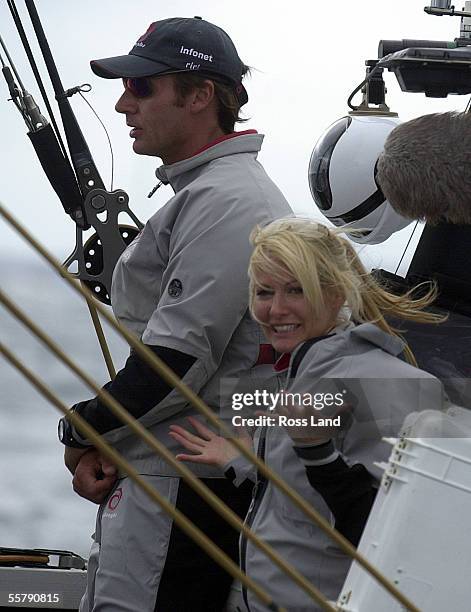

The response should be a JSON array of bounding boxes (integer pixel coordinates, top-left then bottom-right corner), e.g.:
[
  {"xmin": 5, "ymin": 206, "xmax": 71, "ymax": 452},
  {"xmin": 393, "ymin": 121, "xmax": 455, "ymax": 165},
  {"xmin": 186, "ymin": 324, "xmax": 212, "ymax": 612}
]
[
  {"xmin": 122, "ymin": 77, "xmax": 154, "ymax": 98},
  {"xmin": 122, "ymin": 70, "xmax": 193, "ymax": 98}
]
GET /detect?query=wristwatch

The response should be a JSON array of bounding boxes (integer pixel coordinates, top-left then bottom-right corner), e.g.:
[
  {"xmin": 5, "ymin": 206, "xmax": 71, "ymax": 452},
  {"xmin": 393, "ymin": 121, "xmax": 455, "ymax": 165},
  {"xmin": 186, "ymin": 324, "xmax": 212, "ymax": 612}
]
[{"xmin": 58, "ymin": 409, "xmax": 89, "ymax": 448}]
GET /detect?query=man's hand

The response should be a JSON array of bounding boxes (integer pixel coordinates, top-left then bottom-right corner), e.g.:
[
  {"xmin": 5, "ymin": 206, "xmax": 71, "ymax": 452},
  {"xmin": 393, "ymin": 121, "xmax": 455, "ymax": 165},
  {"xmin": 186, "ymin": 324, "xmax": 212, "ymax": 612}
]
[
  {"xmin": 64, "ymin": 447, "xmax": 89, "ymax": 474},
  {"xmin": 70, "ymin": 449, "xmax": 118, "ymax": 504}
]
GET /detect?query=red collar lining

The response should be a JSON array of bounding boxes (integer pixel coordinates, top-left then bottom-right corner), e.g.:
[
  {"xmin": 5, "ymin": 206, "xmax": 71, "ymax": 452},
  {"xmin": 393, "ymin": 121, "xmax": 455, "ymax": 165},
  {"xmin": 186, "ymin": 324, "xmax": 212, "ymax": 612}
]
[
  {"xmin": 191, "ymin": 129, "xmax": 258, "ymax": 157},
  {"xmin": 274, "ymin": 353, "xmax": 291, "ymax": 372}
]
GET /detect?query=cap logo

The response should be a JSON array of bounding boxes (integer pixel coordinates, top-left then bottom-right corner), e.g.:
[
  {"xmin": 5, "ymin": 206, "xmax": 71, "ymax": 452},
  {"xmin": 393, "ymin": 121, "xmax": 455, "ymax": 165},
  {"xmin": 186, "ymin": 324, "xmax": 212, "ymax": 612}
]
[
  {"xmin": 135, "ymin": 22, "xmax": 157, "ymax": 48},
  {"xmin": 179, "ymin": 45, "xmax": 213, "ymax": 63},
  {"xmin": 168, "ymin": 279, "xmax": 183, "ymax": 298}
]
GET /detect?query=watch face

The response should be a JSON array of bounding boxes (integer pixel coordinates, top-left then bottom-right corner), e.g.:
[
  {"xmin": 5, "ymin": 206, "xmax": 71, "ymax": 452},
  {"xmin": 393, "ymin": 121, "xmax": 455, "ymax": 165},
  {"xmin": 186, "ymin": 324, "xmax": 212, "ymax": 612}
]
[
  {"xmin": 58, "ymin": 414, "xmax": 87, "ymax": 448},
  {"xmin": 58, "ymin": 418, "xmax": 66, "ymax": 442}
]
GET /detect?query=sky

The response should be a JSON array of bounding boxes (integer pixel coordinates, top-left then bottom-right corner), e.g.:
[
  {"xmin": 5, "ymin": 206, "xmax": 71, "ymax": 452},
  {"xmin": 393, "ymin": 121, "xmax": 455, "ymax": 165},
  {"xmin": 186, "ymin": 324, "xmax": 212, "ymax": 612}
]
[{"xmin": 0, "ymin": 0, "xmax": 466, "ymax": 275}]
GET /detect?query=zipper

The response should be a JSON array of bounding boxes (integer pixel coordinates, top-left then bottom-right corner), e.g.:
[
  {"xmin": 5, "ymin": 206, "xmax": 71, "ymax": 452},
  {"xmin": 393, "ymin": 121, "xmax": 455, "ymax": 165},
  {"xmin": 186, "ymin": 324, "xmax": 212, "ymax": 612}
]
[
  {"xmin": 240, "ymin": 427, "xmax": 268, "ymax": 611},
  {"xmin": 147, "ymin": 180, "xmax": 163, "ymax": 198},
  {"xmin": 240, "ymin": 337, "xmax": 323, "ymax": 599},
  {"xmin": 239, "ymin": 338, "xmax": 333, "ymax": 610}
]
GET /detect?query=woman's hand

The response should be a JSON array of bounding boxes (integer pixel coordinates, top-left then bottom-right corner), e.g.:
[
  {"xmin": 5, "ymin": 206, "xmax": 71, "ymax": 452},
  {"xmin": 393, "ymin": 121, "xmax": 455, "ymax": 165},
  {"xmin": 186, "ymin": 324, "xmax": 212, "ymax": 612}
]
[{"xmin": 169, "ymin": 416, "xmax": 250, "ymax": 468}]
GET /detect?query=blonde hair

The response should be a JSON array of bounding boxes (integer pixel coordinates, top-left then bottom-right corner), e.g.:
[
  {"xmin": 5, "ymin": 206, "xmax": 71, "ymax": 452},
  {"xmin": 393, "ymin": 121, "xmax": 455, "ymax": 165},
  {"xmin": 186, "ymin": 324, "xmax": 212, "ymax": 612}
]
[{"xmin": 248, "ymin": 218, "xmax": 445, "ymax": 365}]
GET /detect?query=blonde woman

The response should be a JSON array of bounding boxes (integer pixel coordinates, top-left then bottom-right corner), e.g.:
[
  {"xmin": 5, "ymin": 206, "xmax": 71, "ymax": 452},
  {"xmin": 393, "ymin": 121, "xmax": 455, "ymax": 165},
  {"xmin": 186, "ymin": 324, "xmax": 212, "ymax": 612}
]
[{"xmin": 169, "ymin": 218, "xmax": 444, "ymax": 611}]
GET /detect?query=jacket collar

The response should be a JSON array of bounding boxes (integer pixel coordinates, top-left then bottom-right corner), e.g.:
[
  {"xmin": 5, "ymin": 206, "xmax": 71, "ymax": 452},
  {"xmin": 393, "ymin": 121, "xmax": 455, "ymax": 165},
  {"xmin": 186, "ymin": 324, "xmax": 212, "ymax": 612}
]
[
  {"xmin": 286, "ymin": 322, "xmax": 405, "ymax": 372},
  {"xmin": 155, "ymin": 130, "xmax": 263, "ymax": 192},
  {"xmin": 276, "ymin": 323, "xmax": 355, "ymax": 374},
  {"xmin": 349, "ymin": 323, "xmax": 405, "ymax": 356}
]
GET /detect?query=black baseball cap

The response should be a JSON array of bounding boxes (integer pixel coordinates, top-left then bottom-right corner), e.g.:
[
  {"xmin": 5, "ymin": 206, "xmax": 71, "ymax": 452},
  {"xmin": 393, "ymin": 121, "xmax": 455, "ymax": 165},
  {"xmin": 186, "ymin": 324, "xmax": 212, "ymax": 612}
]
[{"xmin": 90, "ymin": 16, "xmax": 248, "ymax": 105}]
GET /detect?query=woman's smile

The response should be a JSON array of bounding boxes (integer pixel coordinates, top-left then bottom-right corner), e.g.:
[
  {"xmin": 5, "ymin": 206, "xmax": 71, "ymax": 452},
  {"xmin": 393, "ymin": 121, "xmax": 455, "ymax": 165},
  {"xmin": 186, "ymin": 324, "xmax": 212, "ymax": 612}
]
[{"xmin": 252, "ymin": 271, "xmax": 341, "ymax": 354}]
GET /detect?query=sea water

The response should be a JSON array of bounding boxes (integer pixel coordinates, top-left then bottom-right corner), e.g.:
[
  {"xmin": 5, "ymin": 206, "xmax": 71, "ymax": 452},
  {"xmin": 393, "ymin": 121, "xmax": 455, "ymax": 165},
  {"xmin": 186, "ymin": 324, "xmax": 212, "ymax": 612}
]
[{"xmin": 0, "ymin": 256, "xmax": 129, "ymax": 558}]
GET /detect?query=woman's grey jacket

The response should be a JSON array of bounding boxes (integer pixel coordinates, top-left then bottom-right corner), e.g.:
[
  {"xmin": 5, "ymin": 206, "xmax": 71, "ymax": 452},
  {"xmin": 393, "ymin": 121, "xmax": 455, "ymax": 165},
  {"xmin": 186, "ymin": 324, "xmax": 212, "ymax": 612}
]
[{"xmin": 234, "ymin": 323, "xmax": 442, "ymax": 612}]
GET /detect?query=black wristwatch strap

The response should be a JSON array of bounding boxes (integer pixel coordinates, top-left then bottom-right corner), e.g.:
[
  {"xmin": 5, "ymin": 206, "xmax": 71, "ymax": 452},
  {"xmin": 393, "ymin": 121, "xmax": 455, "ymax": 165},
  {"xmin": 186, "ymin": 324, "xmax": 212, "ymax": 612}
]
[{"xmin": 58, "ymin": 410, "xmax": 89, "ymax": 448}]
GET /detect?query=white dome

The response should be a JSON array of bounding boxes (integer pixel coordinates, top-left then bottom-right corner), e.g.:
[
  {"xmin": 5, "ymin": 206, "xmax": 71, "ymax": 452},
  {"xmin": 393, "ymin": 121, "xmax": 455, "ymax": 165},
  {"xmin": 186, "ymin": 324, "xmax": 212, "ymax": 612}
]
[{"xmin": 308, "ymin": 114, "xmax": 411, "ymax": 244}]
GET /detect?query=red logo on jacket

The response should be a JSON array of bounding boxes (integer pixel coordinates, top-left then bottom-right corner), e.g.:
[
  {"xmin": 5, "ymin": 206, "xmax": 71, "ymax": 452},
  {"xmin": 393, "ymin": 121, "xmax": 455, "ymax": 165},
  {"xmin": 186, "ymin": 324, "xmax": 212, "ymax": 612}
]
[{"xmin": 108, "ymin": 487, "xmax": 123, "ymax": 511}]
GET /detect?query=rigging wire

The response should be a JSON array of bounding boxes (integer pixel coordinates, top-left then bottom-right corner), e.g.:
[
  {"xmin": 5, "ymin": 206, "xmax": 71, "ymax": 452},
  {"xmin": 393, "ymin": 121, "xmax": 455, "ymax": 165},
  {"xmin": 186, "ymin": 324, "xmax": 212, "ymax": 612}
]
[
  {"xmin": 0, "ymin": 4, "xmax": 428, "ymax": 605},
  {"xmin": 3, "ymin": 0, "xmax": 121, "ymax": 377},
  {"xmin": 0, "ymin": 289, "xmax": 334, "ymax": 612},
  {"xmin": 0, "ymin": 46, "xmax": 32, "ymax": 128},
  {"xmin": 80, "ymin": 280, "xmax": 116, "ymax": 379},
  {"xmin": 0, "ymin": 200, "xmax": 422, "ymax": 612},
  {"xmin": 0, "ymin": 36, "xmax": 32, "ymax": 125},
  {"xmin": 394, "ymin": 220, "xmax": 420, "ymax": 276},
  {"xmin": 57, "ymin": 81, "xmax": 116, "ymax": 197},
  {"xmin": 78, "ymin": 90, "xmax": 115, "ymax": 192},
  {"xmin": 6, "ymin": 0, "xmax": 68, "ymax": 158},
  {"xmin": 0, "ymin": 31, "xmax": 26, "ymax": 91},
  {"xmin": 0, "ymin": 342, "xmax": 289, "ymax": 612},
  {"xmin": 23, "ymin": 0, "xmax": 106, "ymax": 196}
]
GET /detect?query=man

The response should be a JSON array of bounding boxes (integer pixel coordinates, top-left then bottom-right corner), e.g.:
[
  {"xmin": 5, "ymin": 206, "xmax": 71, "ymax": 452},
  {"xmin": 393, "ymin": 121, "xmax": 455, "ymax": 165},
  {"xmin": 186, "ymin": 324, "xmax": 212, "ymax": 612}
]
[
  {"xmin": 376, "ymin": 111, "xmax": 471, "ymax": 225},
  {"xmin": 57, "ymin": 16, "xmax": 292, "ymax": 612}
]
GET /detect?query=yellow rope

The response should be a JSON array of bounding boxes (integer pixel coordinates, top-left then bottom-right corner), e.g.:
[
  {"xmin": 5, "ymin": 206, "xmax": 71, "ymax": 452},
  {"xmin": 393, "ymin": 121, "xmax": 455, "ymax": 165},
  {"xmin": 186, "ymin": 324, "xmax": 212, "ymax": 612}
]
[
  {"xmin": 80, "ymin": 280, "xmax": 116, "ymax": 379},
  {"xmin": 0, "ymin": 201, "xmax": 421, "ymax": 612},
  {"xmin": 0, "ymin": 342, "xmax": 287, "ymax": 612},
  {"xmin": 0, "ymin": 287, "xmax": 335, "ymax": 612}
]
